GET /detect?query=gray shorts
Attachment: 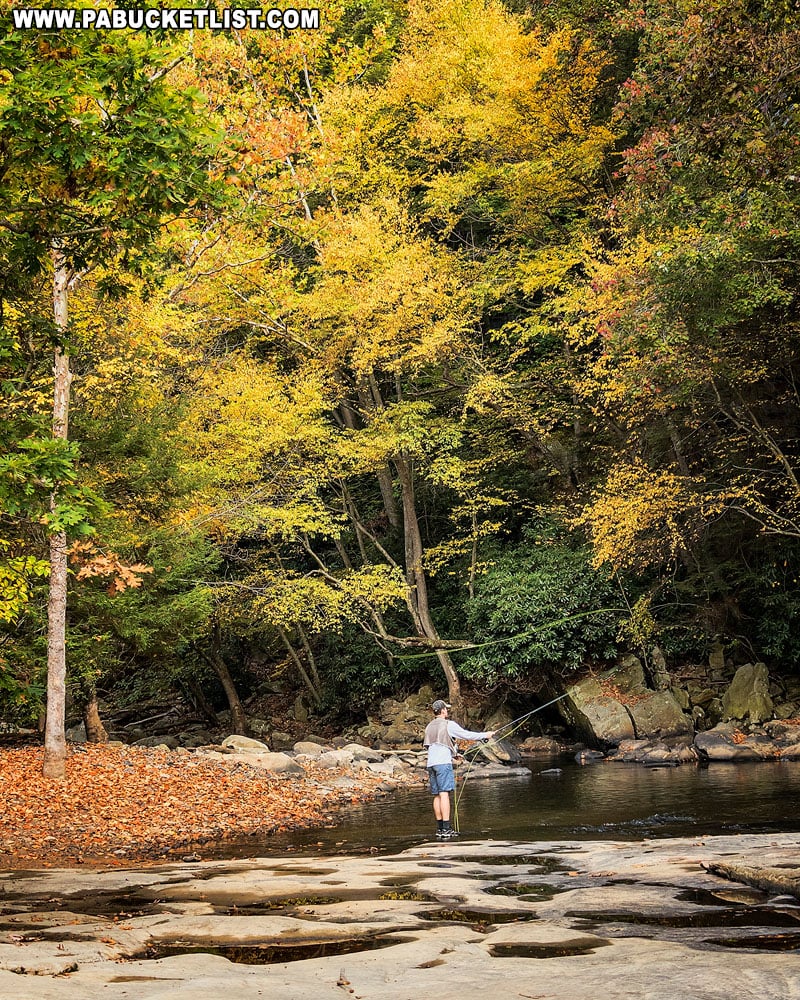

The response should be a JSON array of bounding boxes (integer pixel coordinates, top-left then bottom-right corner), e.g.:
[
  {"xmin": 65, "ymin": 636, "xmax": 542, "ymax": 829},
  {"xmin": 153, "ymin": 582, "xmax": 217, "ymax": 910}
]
[{"xmin": 427, "ymin": 763, "xmax": 455, "ymax": 794}]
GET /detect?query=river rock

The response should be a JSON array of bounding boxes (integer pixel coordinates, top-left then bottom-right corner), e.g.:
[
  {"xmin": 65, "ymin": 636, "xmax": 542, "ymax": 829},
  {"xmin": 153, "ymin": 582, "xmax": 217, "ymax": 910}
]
[
  {"xmin": 341, "ymin": 742, "xmax": 384, "ymax": 762},
  {"xmin": 694, "ymin": 723, "xmax": 774, "ymax": 761},
  {"xmin": 221, "ymin": 734, "xmax": 271, "ymax": 753},
  {"xmin": 722, "ymin": 663, "xmax": 774, "ymax": 724},
  {"xmin": 627, "ymin": 691, "xmax": 694, "ymax": 740},
  {"xmin": 293, "ymin": 741, "xmax": 326, "ymax": 756},
  {"xmin": 518, "ymin": 736, "xmax": 565, "ymax": 753},
  {"xmin": 133, "ymin": 735, "xmax": 179, "ymax": 749},
  {"xmin": 562, "ymin": 677, "xmax": 636, "ymax": 747},
  {"xmin": 615, "ymin": 655, "xmax": 647, "ymax": 692},
  {"xmin": 318, "ymin": 749, "xmax": 355, "ymax": 768}
]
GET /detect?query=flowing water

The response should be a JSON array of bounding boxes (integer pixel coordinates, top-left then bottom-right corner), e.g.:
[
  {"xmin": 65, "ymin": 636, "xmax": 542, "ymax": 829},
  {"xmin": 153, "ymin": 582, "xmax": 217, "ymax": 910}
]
[{"xmin": 209, "ymin": 758, "xmax": 800, "ymax": 858}]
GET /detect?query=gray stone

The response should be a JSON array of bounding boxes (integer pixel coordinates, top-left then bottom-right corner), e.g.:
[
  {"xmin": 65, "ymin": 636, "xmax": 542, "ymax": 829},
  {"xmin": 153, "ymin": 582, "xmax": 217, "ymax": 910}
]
[
  {"xmin": 248, "ymin": 717, "xmax": 271, "ymax": 737},
  {"xmin": 3, "ymin": 835, "xmax": 800, "ymax": 1000},
  {"xmin": 689, "ymin": 686, "xmax": 717, "ymax": 707},
  {"xmin": 251, "ymin": 752, "xmax": 305, "ymax": 776},
  {"xmin": 221, "ymin": 734, "xmax": 270, "ymax": 753},
  {"xmin": 709, "ymin": 640, "xmax": 726, "ymax": 671},
  {"xmin": 133, "ymin": 735, "xmax": 179, "ymax": 749},
  {"xmin": 341, "ymin": 743, "xmax": 383, "ymax": 762},
  {"xmin": 694, "ymin": 724, "xmax": 773, "ymax": 761},
  {"xmin": 65, "ymin": 723, "xmax": 87, "ymax": 743},
  {"xmin": 722, "ymin": 663, "xmax": 774, "ymax": 724},
  {"xmin": 649, "ymin": 645, "xmax": 671, "ymax": 690},
  {"xmin": 292, "ymin": 695, "xmax": 309, "ymax": 723},
  {"xmin": 294, "ymin": 741, "xmax": 326, "ymax": 756},
  {"xmin": 615, "ymin": 655, "xmax": 647, "ymax": 692},
  {"xmin": 270, "ymin": 730, "xmax": 294, "ymax": 750},
  {"xmin": 562, "ymin": 677, "xmax": 635, "ymax": 746},
  {"xmin": 627, "ymin": 691, "xmax": 693, "ymax": 740},
  {"xmin": 670, "ymin": 686, "xmax": 690, "ymax": 711},
  {"xmin": 318, "ymin": 749, "xmax": 355, "ymax": 768}
]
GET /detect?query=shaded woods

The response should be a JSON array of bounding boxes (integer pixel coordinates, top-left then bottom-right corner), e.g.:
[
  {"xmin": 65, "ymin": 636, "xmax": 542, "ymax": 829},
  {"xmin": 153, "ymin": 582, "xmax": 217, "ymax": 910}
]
[{"xmin": 1, "ymin": 0, "xmax": 799, "ymax": 769}]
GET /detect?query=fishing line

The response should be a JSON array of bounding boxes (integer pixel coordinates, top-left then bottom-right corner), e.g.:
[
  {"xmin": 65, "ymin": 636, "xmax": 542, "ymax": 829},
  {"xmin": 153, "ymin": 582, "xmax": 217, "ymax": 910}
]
[
  {"xmin": 395, "ymin": 607, "xmax": 628, "ymax": 662},
  {"xmin": 452, "ymin": 660, "xmax": 626, "ymax": 832}
]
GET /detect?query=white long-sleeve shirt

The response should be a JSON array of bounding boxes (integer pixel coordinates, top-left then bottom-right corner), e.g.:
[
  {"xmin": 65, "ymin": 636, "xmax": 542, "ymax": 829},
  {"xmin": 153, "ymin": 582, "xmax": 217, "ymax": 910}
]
[{"xmin": 425, "ymin": 719, "xmax": 491, "ymax": 767}]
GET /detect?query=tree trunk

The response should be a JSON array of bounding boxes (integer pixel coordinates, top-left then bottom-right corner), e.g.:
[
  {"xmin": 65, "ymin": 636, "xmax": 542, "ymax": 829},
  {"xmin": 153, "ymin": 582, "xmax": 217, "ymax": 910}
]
[
  {"xmin": 278, "ymin": 626, "xmax": 322, "ymax": 706},
  {"xmin": 208, "ymin": 623, "xmax": 248, "ymax": 735},
  {"xmin": 43, "ymin": 247, "xmax": 72, "ymax": 780},
  {"xmin": 395, "ymin": 457, "xmax": 463, "ymax": 716},
  {"xmin": 82, "ymin": 692, "xmax": 108, "ymax": 743}
]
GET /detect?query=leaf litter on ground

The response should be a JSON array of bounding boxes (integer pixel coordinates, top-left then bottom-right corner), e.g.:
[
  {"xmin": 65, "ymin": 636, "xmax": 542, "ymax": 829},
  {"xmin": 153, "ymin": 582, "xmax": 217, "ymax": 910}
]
[{"xmin": 0, "ymin": 744, "xmax": 399, "ymax": 868}]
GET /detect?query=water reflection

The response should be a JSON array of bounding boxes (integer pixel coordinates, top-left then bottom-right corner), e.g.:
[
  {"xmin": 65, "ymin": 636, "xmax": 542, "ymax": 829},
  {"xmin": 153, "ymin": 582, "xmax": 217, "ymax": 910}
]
[{"xmin": 205, "ymin": 759, "xmax": 800, "ymax": 858}]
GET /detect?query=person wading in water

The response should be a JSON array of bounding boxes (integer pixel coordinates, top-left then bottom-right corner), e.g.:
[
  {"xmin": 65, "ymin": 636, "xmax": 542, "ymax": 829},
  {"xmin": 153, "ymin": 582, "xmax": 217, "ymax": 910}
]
[{"xmin": 423, "ymin": 700, "xmax": 496, "ymax": 839}]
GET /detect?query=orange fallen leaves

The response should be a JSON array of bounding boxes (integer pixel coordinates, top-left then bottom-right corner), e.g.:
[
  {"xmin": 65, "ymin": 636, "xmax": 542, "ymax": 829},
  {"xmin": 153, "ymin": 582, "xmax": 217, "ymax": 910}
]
[{"xmin": 0, "ymin": 745, "xmax": 390, "ymax": 868}]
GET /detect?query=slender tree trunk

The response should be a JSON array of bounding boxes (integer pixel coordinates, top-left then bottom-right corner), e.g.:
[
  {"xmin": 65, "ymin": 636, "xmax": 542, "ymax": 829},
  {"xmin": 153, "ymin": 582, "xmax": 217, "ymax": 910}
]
[
  {"xmin": 82, "ymin": 692, "xmax": 108, "ymax": 743},
  {"xmin": 277, "ymin": 626, "xmax": 322, "ymax": 705},
  {"xmin": 395, "ymin": 457, "xmax": 463, "ymax": 716},
  {"xmin": 43, "ymin": 246, "xmax": 72, "ymax": 780},
  {"xmin": 182, "ymin": 677, "xmax": 220, "ymax": 726},
  {"xmin": 207, "ymin": 622, "xmax": 248, "ymax": 735}
]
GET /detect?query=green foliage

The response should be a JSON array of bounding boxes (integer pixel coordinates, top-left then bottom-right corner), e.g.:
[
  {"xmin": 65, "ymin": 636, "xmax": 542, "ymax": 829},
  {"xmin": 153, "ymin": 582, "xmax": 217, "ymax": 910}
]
[{"xmin": 462, "ymin": 523, "xmax": 621, "ymax": 685}]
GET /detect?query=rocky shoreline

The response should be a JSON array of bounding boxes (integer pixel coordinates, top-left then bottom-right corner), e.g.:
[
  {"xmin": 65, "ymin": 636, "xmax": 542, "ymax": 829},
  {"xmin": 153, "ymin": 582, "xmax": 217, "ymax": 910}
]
[{"xmin": 1, "ymin": 833, "xmax": 798, "ymax": 999}]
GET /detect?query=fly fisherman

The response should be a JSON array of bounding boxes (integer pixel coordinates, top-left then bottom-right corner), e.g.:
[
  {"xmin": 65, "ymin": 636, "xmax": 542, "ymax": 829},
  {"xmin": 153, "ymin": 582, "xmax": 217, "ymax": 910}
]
[{"xmin": 423, "ymin": 700, "xmax": 496, "ymax": 840}]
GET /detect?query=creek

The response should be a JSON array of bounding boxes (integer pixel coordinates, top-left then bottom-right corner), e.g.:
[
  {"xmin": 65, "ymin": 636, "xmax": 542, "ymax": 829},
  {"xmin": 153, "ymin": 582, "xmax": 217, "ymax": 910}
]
[{"xmin": 207, "ymin": 758, "xmax": 800, "ymax": 858}]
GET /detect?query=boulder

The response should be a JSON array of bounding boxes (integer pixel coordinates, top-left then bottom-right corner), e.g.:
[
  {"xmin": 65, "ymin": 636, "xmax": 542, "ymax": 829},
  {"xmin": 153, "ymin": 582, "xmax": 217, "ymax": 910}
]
[
  {"xmin": 221, "ymin": 734, "xmax": 270, "ymax": 753},
  {"xmin": 341, "ymin": 743, "xmax": 384, "ymax": 762},
  {"xmin": 562, "ymin": 678, "xmax": 635, "ymax": 747},
  {"xmin": 133, "ymin": 735, "xmax": 179, "ymax": 749},
  {"xmin": 649, "ymin": 645, "xmax": 672, "ymax": 690},
  {"xmin": 318, "ymin": 749, "xmax": 355, "ymax": 768},
  {"xmin": 670, "ymin": 686, "xmax": 690, "ymax": 711},
  {"xmin": 518, "ymin": 736, "xmax": 565, "ymax": 754},
  {"xmin": 627, "ymin": 691, "xmax": 694, "ymax": 740},
  {"xmin": 694, "ymin": 724, "xmax": 774, "ymax": 762},
  {"xmin": 464, "ymin": 737, "xmax": 522, "ymax": 765},
  {"xmin": 293, "ymin": 741, "xmax": 326, "ymax": 756},
  {"xmin": 721, "ymin": 663, "xmax": 774, "ymax": 724},
  {"xmin": 248, "ymin": 717, "xmax": 271, "ymax": 738},
  {"xmin": 251, "ymin": 752, "xmax": 305, "ymax": 776},
  {"xmin": 614, "ymin": 655, "xmax": 647, "ymax": 692},
  {"xmin": 270, "ymin": 731, "xmax": 294, "ymax": 750}
]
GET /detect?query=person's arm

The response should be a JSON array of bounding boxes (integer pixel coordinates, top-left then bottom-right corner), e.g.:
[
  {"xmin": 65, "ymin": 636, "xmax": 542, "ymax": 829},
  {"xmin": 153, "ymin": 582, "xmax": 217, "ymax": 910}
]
[{"xmin": 447, "ymin": 721, "xmax": 496, "ymax": 742}]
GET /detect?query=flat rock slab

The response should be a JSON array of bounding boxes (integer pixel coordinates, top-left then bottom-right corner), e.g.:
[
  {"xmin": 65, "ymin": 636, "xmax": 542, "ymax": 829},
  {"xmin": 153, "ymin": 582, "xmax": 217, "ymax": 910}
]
[{"xmin": 1, "ymin": 834, "xmax": 799, "ymax": 999}]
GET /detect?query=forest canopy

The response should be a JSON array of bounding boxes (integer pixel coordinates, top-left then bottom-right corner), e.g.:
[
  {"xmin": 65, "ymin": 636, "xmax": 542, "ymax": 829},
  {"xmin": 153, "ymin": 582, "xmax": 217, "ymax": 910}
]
[{"xmin": 1, "ymin": 0, "xmax": 799, "ymax": 741}]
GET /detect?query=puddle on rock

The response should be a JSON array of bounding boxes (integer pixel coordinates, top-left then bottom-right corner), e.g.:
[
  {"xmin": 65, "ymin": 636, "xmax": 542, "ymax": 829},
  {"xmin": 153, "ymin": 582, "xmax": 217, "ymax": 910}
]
[
  {"xmin": 378, "ymin": 889, "xmax": 435, "ymax": 902},
  {"xmin": 460, "ymin": 855, "xmax": 569, "ymax": 873},
  {"xmin": 141, "ymin": 934, "xmax": 415, "ymax": 964},
  {"xmin": 485, "ymin": 883, "xmax": 567, "ymax": 901},
  {"xmin": 677, "ymin": 888, "xmax": 771, "ymax": 907},
  {"xmin": 568, "ymin": 908, "xmax": 800, "ymax": 930},
  {"xmin": 419, "ymin": 908, "xmax": 538, "ymax": 927},
  {"xmin": 488, "ymin": 940, "xmax": 610, "ymax": 959},
  {"xmin": 223, "ymin": 896, "xmax": 343, "ymax": 915},
  {"xmin": 3, "ymin": 890, "xmax": 160, "ymax": 921},
  {"xmin": 704, "ymin": 933, "xmax": 800, "ymax": 951}
]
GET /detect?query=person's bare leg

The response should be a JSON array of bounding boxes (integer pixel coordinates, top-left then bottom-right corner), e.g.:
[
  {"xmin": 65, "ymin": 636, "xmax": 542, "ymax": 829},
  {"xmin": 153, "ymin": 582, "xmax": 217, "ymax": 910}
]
[
  {"xmin": 440, "ymin": 792, "xmax": 451, "ymax": 822},
  {"xmin": 433, "ymin": 795, "xmax": 443, "ymax": 821}
]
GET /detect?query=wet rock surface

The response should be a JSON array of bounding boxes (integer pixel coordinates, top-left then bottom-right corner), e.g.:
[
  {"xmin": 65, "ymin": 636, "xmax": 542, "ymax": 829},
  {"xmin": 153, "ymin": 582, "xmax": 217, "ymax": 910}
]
[{"xmin": 1, "ymin": 834, "xmax": 798, "ymax": 999}]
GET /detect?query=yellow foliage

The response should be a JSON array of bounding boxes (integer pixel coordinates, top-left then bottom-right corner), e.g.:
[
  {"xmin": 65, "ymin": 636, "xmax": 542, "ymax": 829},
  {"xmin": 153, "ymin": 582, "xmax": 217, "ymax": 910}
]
[{"xmin": 576, "ymin": 461, "xmax": 709, "ymax": 571}]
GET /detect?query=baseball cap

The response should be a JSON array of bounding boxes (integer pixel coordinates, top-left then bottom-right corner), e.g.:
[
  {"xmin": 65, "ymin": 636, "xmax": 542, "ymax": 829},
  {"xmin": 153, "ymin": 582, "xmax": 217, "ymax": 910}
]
[{"xmin": 431, "ymin": 699, "xmax": 451, "ymax": 713}]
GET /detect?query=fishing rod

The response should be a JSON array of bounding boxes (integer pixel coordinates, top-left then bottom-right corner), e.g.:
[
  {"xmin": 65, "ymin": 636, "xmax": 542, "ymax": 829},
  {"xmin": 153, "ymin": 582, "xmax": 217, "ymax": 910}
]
[{"xmin": 452, "ymin": 660, "xmax": 626, "ymax": 832}]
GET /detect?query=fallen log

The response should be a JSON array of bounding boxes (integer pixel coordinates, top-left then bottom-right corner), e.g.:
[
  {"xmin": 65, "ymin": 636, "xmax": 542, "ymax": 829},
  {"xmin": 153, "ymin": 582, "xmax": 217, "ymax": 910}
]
[{"xmin": 702, "ymin": 861, "xmax": 800, "ymax": 900}]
